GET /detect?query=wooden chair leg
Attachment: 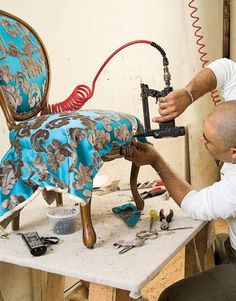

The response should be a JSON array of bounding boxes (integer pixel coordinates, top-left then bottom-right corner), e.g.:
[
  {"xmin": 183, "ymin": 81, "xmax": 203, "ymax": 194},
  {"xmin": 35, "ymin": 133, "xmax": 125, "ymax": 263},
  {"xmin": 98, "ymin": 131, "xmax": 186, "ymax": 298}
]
[
  {"xmin": 0, "ymin": 209, "xmax": 21, "ymax": 232},
  {"xmin": 12, "ymin": 214, "xmax": 20, "ymax": 231},
  {"xmin": 55, "ymin": 192, "xmax": 63, "ymax": 207},
  {"xmin": 130, "ymin": 163, "xmax": 144, "ymax": 210},
  {"xmin": 8, "ymin": 193, "xmax": 62, "ymax": 232},
  {"xmin": 80, "ymin": 199, "xmax": 96, "ymax": 248}
]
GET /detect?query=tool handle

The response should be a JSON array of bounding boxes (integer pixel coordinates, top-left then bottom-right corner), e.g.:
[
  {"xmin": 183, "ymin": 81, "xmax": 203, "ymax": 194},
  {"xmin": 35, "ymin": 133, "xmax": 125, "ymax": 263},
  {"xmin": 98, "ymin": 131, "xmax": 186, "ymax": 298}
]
[
  {"xmin": 166, "ymin": 209, "xmax": 174, "ymax": 223},
  {"xmin": 149, "ymin": 209, "xmax": 158, "ymax": 219},
  {"xmin": 159, "ymin": 208, "xmax": 165, "ymax": 221},
  {"xmin": 149, "ymin": 209, "xmax": 158, "ymax": 231}
]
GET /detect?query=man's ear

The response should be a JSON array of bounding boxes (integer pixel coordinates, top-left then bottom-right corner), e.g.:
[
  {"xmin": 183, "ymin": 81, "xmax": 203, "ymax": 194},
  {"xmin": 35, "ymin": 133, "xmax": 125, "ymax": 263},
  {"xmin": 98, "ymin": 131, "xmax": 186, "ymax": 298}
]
[{"xmin": 230, "ymin": 148, "xmax": 236, "ymax": 163}]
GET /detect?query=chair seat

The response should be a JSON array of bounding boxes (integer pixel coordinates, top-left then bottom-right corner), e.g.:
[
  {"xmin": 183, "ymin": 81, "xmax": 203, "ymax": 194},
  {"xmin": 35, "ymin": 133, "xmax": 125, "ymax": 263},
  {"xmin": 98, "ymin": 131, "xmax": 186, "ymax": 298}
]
[{"xmin": 0, "ymin": 109, "xmax": 144, "ymax": 219}]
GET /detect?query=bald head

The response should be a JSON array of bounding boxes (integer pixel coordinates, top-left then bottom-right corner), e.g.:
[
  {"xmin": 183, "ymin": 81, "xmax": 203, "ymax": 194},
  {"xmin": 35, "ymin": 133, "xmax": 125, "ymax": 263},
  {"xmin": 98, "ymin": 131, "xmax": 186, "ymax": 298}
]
[{"xmin": 206, "ymin": 100, "xmax": 236, "ymax": 148}]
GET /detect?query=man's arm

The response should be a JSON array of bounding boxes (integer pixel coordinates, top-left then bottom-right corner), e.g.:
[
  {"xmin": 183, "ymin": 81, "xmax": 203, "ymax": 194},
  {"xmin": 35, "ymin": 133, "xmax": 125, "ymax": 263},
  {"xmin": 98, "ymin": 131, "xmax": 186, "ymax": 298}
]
[
  {"xmin": 185, "ymin": 68, "xmax": 217, "ymax": 102},
  {"xmin": 125, "ymin": 141, "xmax": 236, "ymax": 221},
  {"xmin": 153, "ymin": 68, "xmax": 217, "ymax": 123},
  {"xmin": 125, "ymin": 141, "xmax": 192, "ymax": 206},
  {"xmin": 151, "ymin": 154, "xmax": 193, "ymax": 206}
]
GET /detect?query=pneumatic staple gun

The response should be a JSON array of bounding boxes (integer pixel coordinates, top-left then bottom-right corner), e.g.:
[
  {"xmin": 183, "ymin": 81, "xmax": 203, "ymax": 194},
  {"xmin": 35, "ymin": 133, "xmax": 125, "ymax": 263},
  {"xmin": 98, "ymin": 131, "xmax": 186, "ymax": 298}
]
[{"xmin": 134, "ymin": 51, "xmax": 185, "ymax": 139}]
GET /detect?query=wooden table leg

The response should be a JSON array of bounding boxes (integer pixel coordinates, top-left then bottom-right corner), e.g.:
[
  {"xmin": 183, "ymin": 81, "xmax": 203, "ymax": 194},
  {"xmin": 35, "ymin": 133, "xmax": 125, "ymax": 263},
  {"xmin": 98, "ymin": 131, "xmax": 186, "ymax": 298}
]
[
  {"xmin": 185, "ymin": 221, "xmax": 215, "ymax": 277},
  {"xmin": 30, "ymin": 269, "xmax": 46, "ymax": 301},
  {"xmin": 116, "ymin": 288, "xmax": 130, "ymax": 301},
  {"xmin": 89, "ymin": 283, "xmax": 130, "ymax": 301},
  {"xmin": 44, "ymin": 272, "xmax": 65, "ymax": 301}
]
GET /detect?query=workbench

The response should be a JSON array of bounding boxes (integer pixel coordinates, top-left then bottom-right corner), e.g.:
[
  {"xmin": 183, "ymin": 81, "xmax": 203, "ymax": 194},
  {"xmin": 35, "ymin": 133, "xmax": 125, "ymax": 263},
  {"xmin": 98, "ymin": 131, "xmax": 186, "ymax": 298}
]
[{"xmin": 0, "ymin": 190, "xmax": 214, "ymax": 301}]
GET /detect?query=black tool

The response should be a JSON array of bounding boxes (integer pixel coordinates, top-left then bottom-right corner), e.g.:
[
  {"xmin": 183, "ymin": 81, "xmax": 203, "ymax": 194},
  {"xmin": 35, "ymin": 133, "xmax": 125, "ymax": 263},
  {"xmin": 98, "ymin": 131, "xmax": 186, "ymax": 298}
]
[
  {"xmin": 133, "ymin": 46, "xmax": 185, "ymax": 139},
  {"xmin": 20, "ymin": 232, "xmax": 47, "ymax": 256},
  {"xmin": 19, "ymin": 232, "xmax": 60, "ymax": 256},
  {"xmin": 134, "ymin": 83, "xmax": 185, "ymax": 139}
]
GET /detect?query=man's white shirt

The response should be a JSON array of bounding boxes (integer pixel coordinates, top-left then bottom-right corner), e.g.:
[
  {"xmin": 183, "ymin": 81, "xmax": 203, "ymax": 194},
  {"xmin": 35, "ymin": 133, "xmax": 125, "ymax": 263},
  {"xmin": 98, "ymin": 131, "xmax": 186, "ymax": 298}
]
[{"xmin": 181, "ymin": 58, "xmax": 236, "ymax": 250}]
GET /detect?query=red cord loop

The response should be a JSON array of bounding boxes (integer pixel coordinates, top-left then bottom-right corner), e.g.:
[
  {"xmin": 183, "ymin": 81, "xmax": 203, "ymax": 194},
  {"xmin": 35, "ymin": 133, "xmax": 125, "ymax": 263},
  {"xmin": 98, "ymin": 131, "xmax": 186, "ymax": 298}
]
[
  {"xmin": 188, "ymin": 0, "xmax": 221, "ymax": 106},
  {"xmin": 49, "ymin": 40, "xmax": 156, "ymax": 113}
]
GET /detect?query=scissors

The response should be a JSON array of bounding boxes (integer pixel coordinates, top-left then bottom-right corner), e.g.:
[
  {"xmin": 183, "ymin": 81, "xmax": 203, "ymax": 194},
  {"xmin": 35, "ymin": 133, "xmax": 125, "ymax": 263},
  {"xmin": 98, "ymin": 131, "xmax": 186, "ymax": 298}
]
[
  {"xmin": 136, "ymin": 209, "xmax": 159, "ymax": 240},
  {"xmin": 136, "ymin": 229, "xmax": 159, "ymax": 240},
  {"xmin": 113, "ymin": 238, "xmax": 146, "ymax": 254}
]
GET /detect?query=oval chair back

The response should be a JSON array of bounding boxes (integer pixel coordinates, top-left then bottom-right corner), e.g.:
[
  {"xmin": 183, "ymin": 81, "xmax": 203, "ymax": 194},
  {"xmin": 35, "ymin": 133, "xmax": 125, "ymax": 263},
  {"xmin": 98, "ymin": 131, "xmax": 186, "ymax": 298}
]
[{"xmin": 0, "ymin": 10, "xmax": 51, "ymax": 127}]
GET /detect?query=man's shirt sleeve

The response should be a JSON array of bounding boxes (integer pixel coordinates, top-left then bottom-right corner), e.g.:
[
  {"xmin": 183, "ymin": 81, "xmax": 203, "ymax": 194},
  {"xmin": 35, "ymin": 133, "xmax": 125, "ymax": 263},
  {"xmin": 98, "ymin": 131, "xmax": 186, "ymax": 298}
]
[
  {"xmin": 181, "ymin": 167, "xmax": 236, "ymax": 221},
  {"xmin": 207, "ymin": 58, "xmax": 236, "ymax": 100}
]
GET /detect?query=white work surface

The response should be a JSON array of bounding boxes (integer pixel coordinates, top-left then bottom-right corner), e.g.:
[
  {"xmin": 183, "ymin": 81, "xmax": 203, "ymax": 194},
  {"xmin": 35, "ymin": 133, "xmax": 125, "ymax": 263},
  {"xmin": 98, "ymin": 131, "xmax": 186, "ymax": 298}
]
[{"xmin": 0, "ymin": 191, "xmax": 206, "ymax": 298}]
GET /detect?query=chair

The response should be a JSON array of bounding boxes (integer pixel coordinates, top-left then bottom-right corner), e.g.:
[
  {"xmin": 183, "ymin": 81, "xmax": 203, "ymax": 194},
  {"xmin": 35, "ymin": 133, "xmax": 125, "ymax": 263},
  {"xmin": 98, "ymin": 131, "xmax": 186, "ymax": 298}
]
[{"xmin": 0, "ymin": 10, "xmax": 145, "ymax": 248}]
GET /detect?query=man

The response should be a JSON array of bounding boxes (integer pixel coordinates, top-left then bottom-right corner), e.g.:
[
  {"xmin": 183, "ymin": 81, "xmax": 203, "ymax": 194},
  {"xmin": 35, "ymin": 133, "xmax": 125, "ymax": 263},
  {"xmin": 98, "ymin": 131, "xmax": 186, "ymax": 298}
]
[{"xmin": 124, "ymin": 58, "xmax": 236, "ymax": 301}]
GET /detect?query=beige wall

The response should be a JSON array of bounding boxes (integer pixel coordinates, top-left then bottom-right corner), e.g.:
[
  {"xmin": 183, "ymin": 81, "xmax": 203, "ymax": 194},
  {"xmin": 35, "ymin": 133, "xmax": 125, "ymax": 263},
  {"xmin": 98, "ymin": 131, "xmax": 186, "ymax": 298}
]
[
  {"xmin": 1, "ymin": 0, "xmax": 223, "ymax": 187},
  {"xmin": 0, "ymin": 1, "xmax": 224, "ymax": 300}
]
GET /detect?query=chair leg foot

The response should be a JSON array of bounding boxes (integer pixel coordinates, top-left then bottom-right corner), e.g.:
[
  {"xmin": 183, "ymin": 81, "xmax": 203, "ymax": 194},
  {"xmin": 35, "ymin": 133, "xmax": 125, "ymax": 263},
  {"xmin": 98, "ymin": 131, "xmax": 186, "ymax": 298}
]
[{"xmin": 80, "ymin": 200, "xmax": 96, "ymax": 248}]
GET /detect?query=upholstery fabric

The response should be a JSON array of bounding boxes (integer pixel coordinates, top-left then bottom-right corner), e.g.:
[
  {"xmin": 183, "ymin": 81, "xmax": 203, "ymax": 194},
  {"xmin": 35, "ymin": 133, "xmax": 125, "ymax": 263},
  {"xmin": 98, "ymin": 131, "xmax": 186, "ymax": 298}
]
[
  {"xmin": 0, "ymin": 109, "xmax": 145, "ymax": 220},
  {"xmin": 0, "ymin": 15, "xmax": 47, "ymax": 114}
]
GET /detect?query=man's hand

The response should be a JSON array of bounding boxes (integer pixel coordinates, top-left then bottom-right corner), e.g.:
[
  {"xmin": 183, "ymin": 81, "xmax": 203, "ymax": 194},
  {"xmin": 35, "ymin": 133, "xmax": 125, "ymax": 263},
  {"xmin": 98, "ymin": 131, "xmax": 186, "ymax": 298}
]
[
  {"xmin": 152, "ymin": 88, "xmax": 192, "ymax": 123},
  {"xmin": 152, "ymin": 68, "xmax": 217, "ymax": 123},
  {"xmin": 124, "ymin": 140, "xmax": 193, "ymax": 206},
  {"xmin": 124, "ymin": 141, "xmax": 159, "ymax": 167}
]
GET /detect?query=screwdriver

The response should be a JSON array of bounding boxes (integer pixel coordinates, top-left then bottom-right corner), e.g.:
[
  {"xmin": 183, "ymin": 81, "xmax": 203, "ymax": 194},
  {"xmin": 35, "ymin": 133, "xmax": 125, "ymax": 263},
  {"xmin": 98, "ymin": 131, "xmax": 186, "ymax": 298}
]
[
  {"xmin": 156, "ymin": 226, "xmax": 194, "ymax": 232},
  {"xmin": 149, "ymin": 209, "xmax": 158, "ymax": 232}
]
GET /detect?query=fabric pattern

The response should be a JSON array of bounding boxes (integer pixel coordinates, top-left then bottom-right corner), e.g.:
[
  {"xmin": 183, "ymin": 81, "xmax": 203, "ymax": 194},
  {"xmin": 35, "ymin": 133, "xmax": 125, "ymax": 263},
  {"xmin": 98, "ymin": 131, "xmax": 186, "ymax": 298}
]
[
  {"xmin": 0, "ymin": 109, "xmax": 146, "ymax": 220},
  {"xmin": 0, "ymin": 14, "xmax": 47, "ymax": 114}
]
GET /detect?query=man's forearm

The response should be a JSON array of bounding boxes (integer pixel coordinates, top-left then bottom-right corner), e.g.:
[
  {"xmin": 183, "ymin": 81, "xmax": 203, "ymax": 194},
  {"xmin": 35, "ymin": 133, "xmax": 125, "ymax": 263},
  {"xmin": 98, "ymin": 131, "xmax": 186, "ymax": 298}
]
[
  {"xmin": 152, "ymin": 156, "xmax": 192, "ymax": 206},
  {"xmin": 186, "ymin": 68, "xmax": 217, "ymax": 102}
]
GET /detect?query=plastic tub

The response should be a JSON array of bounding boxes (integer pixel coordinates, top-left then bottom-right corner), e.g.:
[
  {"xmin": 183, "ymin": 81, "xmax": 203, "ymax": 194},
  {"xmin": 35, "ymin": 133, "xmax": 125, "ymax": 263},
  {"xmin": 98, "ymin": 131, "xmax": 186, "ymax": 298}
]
[{"xmin": 47, "ymin": 206, "xmax": 79, "ymax": 235}]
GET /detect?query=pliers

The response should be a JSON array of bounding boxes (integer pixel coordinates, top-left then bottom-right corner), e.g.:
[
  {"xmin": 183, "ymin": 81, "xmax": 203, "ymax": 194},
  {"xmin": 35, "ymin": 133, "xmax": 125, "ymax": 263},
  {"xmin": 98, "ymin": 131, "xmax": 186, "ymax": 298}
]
[
  {"xmin": 159, "ymin": 208, "xmax": 174, "ymax": 230},
  {"xmin": 140, "ymin": 187, "xmax": 166, "ymax": 199}
]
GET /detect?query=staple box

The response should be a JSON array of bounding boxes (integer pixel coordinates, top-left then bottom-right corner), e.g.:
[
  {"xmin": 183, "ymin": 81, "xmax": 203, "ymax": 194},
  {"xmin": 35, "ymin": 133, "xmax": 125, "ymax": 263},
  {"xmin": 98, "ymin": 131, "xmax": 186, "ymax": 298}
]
[{"xmin": 47, "ymin": 206, "xmax": 79, "ymax": 235}]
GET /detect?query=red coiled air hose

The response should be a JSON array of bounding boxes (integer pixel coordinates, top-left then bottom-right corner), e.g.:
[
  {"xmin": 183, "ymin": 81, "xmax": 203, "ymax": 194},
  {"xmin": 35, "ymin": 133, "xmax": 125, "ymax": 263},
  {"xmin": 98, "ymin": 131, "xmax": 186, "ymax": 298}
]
[
  {"xmin": 188, "ymin": 0, "xmax": 221, "ymax": 105},
  {"xmin": 50, "ymin": 40, "xmax": 167, "ymax": 113}
]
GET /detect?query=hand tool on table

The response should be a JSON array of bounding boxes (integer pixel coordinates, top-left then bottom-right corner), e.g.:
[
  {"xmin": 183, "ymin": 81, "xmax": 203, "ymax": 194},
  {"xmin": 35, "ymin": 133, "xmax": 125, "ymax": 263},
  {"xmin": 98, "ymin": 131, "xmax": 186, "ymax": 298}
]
[
  {"xmin": 136, "ymin": 209, "xmax": 159, "ymax": 239},
  {"xmin": 159, "ymin": 226, "xmax": 194, "ymax": 232},
  {"xmin": 128, "ymin": 187, "xmax": 166, "ymax": 204},
  {"xmin": 140, "ymin": 187, "xmax": 166, "ymax": 199},
  {"xmin": 137, "ymin": 178, "xmax": 164, "ymax": 189},
  {"xmin": 159, "ymin": 208, "xmax": 174, "ymax": 230},
  {"xmin": 113, "ymin": 238, "xmax": 146, "ymax": 254},
  {"xmin": 114, "ymin": 210, "xmax": 159, "ymax": 254},
  {"xmin": 159, "ymin": 209, "xmax": 193, "ymax": 231}
]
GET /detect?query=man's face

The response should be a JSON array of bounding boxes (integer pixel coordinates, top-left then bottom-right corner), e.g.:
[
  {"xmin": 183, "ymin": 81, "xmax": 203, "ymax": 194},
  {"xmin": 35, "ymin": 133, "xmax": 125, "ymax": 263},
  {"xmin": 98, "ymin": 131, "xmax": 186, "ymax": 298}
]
[{"xmin": 200, "ymin": 118, "xmax": 230, "ymax": 162}]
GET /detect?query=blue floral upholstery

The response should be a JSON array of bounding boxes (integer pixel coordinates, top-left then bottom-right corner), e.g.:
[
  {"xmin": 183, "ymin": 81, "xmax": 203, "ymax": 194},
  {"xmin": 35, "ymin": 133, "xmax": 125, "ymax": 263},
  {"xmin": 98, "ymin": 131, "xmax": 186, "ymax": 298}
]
[
  {"xmin": 0, "ymin": 14, "xmax": 48, "ymax": 117},
  {"xmin": 0, "ymin": 10, "xmax": 147, "ymax": 238},
  {"xmin": 0, "ymin": 109, "xmax": 145, "ymax": 219}
]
